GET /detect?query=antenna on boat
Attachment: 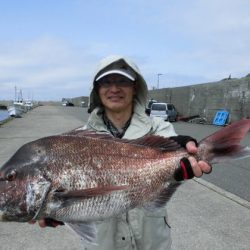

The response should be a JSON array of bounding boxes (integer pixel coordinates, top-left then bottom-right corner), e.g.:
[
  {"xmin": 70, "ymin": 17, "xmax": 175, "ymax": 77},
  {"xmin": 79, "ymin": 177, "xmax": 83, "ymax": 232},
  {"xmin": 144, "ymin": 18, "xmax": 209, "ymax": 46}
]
[{"xmin": 14, "ymin": 86, "xmax": 17, "ymax": 102}]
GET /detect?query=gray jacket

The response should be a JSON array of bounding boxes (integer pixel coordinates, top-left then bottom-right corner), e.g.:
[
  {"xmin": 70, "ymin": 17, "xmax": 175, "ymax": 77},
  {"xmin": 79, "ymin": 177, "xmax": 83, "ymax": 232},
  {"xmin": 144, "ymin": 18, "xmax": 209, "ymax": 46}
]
[{"xmin": 82, "ymin": 55, "xmax": 177, "ymax": 250}]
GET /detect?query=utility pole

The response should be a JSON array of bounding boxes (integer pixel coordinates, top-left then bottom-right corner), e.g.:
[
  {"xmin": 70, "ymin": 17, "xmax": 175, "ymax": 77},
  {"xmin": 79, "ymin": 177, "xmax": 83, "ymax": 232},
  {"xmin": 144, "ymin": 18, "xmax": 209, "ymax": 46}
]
[{"xmin": 157, "ymin": 73, "xmax": 163, "ymax": 89}]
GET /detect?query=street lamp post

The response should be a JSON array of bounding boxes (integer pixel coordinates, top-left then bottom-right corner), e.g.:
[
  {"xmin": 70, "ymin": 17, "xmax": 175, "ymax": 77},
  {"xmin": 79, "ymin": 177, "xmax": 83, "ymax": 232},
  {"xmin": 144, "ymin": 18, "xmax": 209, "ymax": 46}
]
[{"xmin": 157, "ymin": 73, "xmax": 163, "ymax": 89}]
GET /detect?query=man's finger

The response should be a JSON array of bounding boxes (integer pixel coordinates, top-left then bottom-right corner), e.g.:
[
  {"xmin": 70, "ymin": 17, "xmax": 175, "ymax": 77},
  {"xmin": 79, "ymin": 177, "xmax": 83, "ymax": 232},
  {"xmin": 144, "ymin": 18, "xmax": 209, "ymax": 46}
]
[
  {"xmin": 186, "ymin": 141, "xmax": 197, "ymax": 154},
  {"xmin": 188, "ymin": 156, "xmax": 202, "ymax": 177},
  {"xmin": 199, "ymin": 161, "xmax": 212, "ymax": 174}
]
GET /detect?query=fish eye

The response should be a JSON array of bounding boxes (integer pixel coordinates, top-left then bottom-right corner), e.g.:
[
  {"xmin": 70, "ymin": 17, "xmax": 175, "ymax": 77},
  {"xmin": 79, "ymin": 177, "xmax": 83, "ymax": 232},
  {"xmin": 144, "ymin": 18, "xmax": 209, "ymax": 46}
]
[{"xmin": 6, "ymin": 170, "xmax": 17, "ymax": 181}]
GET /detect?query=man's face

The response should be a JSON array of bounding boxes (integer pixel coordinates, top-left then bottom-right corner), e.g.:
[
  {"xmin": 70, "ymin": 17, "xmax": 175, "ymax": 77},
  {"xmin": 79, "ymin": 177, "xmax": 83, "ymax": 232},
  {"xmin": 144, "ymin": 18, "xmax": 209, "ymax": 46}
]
[{"xmin": 97, "ymin": 74, "xmax": 135, "ymax": 113}]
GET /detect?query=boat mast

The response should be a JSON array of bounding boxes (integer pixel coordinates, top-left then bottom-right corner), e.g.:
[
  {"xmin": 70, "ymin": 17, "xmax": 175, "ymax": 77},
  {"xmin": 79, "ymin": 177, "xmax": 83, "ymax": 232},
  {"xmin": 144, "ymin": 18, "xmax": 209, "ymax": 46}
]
[{"xmin": 14, "ymin": 86, "xmax": 17, "ymax": 102}]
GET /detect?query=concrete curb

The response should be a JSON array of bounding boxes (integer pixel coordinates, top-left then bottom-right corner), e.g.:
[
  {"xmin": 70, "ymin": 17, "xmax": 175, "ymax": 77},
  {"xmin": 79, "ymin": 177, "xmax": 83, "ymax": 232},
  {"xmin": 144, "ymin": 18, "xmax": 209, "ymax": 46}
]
[{"xmin": 194, "ymin": 177, "xmax": 250, "ymax": 209}]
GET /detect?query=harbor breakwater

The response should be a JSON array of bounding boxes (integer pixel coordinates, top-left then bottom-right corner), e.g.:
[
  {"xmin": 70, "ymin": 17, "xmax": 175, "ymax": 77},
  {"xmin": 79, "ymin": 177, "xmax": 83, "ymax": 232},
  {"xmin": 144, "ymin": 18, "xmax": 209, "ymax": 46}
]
[
  {"xmin": 67, "ymin": 75, "xmax": 250, "ymax": 123},
  {"xmin": 148, "ymin": 76, "xmax": 250, "ymax": 123}
]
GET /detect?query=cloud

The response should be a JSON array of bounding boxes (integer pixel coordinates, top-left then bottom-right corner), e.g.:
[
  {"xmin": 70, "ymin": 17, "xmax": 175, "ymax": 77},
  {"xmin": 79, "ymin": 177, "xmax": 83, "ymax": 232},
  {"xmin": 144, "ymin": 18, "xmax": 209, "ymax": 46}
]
[
  {"xmin": 1, "ymin": 0, "xmax": 250, "ymax": 100},
  {"xmin": 140, "ymin": 0, "xmax": 250, "ymax": 82},
  {"xmin": 0, "ymin": 37, "xmax": 106, "ymax": 100}
]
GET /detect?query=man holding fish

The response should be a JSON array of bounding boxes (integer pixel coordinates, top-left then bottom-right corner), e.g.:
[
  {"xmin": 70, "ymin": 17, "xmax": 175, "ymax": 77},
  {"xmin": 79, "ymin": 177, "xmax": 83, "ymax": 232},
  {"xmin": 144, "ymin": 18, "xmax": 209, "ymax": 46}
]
[
  {"xmin": 37, "ymin": 55, "xmax": 211, "ymax": 249},
  {"xmin": 2, "ymin": 55, "xmax": 250, "ymax": 249}
]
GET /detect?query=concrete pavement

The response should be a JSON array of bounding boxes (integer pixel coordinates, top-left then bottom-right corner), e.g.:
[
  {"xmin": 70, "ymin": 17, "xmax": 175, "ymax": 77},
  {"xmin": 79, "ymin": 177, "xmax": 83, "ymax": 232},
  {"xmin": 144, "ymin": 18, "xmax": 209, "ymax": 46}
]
[
  {"xmin": 174, "ymin": 122, "xmax": 250, "ymax": 202},
  {"xmin": 168, "ymin": 179, "xmax": 250, "ymax": 250},
  {"xmin": 0, "ymin": 105, "xmax": 249, "ymax": 250},
  {"xmin": 0, "ymin": 106, "xmax": 87, "ymax": 250}
]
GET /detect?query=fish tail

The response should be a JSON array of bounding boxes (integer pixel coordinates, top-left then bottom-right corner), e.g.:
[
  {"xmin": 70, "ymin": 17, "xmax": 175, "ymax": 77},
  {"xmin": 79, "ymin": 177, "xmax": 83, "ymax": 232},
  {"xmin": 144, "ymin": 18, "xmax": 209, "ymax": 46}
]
[{"xmin": 198, "ymin": 119, "xmax": 250, "ymax": 164}]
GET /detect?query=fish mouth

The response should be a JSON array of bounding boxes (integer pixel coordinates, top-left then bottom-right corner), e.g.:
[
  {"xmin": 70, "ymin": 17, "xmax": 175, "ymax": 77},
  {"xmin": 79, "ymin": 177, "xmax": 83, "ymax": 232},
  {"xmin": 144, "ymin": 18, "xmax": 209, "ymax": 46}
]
[
  {"xmin": 27, "ymin": 180, "xmax": 52, "ymax": 220},
  {"xmin": 0, "ymin": 178, "xmax": 51, "ymax": 222}
]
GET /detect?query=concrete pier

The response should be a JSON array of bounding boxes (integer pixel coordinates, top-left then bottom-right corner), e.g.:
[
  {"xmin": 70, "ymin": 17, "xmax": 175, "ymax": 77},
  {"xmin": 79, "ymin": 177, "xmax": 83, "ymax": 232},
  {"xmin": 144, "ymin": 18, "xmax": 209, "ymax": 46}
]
[
  {"xmin": 0, "ymin": 105, "xmax": 249, "ymax": 250},
  {"xmin": 0, "ymin": 106, "xmax": 88, "ymax": 250}
]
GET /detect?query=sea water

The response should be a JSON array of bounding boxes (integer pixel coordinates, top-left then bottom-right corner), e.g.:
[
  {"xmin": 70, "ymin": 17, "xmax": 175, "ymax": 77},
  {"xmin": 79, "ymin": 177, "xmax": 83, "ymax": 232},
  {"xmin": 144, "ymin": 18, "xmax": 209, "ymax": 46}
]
[{"xmin": 0, "ymin": 110, "xmax": 10, "ymax": 122}]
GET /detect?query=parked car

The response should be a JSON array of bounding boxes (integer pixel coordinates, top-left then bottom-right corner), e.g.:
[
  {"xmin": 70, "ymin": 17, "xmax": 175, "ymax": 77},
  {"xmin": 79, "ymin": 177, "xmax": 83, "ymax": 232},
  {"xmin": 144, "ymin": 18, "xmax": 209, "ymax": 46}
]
[
  {"xmin": 145, "ymin": 99, "xmax": 157, "ymax": 115},
  {"xmin": 62, "ymin": 100, "xmax": 74, "ymax": 107},
  {"xmin": 150, "ymin": 102, "xmax": 178, "ymax": 122}
]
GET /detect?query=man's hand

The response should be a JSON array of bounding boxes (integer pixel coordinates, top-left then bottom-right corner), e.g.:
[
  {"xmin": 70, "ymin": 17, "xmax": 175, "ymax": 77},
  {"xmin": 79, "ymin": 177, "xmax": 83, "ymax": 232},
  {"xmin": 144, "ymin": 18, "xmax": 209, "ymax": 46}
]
[
  {"xmin": 170, "ymin": 135, "xmax": 212, "ymax": 180},
  {"xmin": 186, "ymin": 141, "xmax": 212, "ymax": 177},
  {"xmin": 29, "ymin": 218, "xmax": 64, "ymax": 228}
]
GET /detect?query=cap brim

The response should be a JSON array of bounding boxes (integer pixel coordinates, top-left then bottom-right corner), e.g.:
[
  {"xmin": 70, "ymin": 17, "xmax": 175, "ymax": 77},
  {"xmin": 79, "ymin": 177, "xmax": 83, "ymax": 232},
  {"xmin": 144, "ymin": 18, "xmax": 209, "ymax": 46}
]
[{"xmin": 95, "ymin": 69, "xmax": 135, "ymax": 82}]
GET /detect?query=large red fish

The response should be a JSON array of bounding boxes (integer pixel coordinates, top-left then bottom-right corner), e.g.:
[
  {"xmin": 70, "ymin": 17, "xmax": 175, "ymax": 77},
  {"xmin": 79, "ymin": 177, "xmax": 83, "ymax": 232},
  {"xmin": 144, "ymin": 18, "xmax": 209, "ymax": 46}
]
[{"xmin": 0, "ymin": 119, "xmax": 250, "ymax": 243}]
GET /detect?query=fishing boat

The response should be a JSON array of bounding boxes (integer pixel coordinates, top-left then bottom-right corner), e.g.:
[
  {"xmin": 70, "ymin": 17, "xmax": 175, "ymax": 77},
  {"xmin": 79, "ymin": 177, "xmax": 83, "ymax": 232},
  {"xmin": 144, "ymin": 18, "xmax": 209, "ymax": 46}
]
[
  {"xmin": 24, "ymin": 100, "xmax": 34, "ymax": 110},
  {"xmin": 7, "ymin": 105, "xmax": 23, "ymax": 117},
  {"xmin": 7, "ymin": 87, "xmax": 25, "ymax": 117}
]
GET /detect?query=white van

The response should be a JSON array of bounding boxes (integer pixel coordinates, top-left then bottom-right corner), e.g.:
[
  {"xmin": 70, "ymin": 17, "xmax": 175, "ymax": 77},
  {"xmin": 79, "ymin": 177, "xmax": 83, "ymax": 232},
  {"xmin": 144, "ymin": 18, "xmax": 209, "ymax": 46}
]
[{"xmin": 150, "ymin": 103, "xmax": 178, "ymax": 122}]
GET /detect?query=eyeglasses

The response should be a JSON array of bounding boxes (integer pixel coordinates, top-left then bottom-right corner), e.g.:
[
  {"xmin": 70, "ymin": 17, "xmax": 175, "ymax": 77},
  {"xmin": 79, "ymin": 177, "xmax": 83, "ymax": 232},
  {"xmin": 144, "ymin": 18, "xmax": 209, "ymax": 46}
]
[{"xmin": 95, "ymin": 77, "xmax": 135, "ymax": 88}]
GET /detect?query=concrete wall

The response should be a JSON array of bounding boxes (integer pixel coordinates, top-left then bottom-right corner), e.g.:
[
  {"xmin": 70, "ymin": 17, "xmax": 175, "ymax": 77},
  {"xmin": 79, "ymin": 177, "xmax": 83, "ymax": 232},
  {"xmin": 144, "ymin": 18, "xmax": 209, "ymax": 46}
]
[
  {"xmin": 148, "ymin": 76, "xmax": 250, "ymax": 122},
  {"xmin": 72, "ymin": 96, "xmax": 89, "ymax": 107},
  {"xmin": 63, "ymin": 76, "xmax": 250, "ymax": 123}
]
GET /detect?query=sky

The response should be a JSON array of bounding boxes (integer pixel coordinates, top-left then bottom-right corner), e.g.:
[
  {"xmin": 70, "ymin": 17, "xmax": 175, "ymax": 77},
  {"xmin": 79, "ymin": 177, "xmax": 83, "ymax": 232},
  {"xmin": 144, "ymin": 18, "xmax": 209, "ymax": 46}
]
[{"xmin": 0, "ymin": 0, "xmax": 250, "ymax": 101}]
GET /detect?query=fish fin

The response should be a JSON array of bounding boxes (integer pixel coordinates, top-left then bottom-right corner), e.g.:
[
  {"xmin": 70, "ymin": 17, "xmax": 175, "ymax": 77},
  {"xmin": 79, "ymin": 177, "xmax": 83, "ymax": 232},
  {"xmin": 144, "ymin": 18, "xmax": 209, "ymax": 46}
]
[
  {"xmin": 62, "ymin": 129, "xmax": 181, "ymax": 152},
  {"xmin": 143, "ymin": 182, "xmax": 181, "ymax": 211},
  {"xmin": 66, "ymin": 222, "xmax": 98, "ymax": 244},
  {"xmin": 199, "ymin": 119, "xmax": 250, "ymax": 163},
  {"xmin": 54, "ymin": 185, "xmax": 129, "ymax": 199},
  {"xmin": 128, "ymin": 136, "xmax": 181, "ymax": 151},
  {"xmin": 62, "ymin": 129, "xmax": 113, "ymax": 138}
]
